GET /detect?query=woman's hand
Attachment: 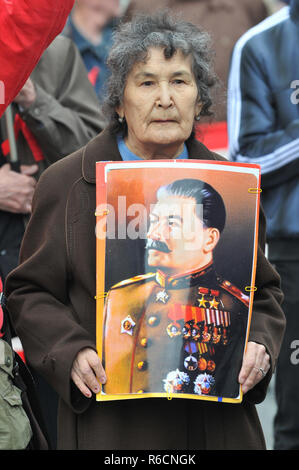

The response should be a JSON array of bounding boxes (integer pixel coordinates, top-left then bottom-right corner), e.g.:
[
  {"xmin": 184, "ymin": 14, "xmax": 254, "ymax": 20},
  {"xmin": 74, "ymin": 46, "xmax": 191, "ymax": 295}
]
[
  {"xmin": 71, "ymin": 348, "xmax": 107, "ymax": 398},
  {"xmin": 238, "ymin": 341, "xmax": 270, "ymax": 394}
]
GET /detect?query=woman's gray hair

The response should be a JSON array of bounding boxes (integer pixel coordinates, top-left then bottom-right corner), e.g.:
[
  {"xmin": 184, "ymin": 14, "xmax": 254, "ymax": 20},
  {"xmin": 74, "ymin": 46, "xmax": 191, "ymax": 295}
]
[{"xmin": 102, "ymin": 10, "xmax": 218, "ymax": 135}]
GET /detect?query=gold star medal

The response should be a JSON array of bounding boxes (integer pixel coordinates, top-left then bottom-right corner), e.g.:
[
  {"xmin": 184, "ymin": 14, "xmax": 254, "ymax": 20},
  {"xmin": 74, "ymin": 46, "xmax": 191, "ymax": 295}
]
[
  {"xmin": 197, "ymin": 294, "xmax": 208, "ymax": 307},
  {"xmin": 209, "ymin": 296, "xmax": 219, "ymax": 309},
  {"xmin": 197, "ymin": 287, "xmax": 209, "ymax": 307}
]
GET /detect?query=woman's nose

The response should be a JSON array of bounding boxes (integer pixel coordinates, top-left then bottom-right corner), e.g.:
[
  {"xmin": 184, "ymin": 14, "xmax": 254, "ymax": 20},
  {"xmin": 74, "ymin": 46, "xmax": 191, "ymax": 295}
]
[{"xmin": 156, "ymin": 84, "xmax": 173, "ymax": 108}]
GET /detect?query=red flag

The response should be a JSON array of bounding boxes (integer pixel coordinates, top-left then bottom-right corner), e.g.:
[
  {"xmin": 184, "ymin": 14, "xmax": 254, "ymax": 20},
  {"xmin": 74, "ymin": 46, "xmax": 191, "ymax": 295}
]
[
  {"xmin": 2, "ymin": 113, "xmax": 45, "ymax": 162},
  {"xmin": 0, "ymin": 0, "xmax": 75, "ymax": 117}
]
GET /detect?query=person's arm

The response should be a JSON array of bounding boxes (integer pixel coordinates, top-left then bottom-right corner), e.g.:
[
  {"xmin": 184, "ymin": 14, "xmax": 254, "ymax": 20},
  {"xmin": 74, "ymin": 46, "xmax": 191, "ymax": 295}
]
[
  {"xmin": 4, "ymin": 161, "xmax": 96, "ymax": 412},
  {"xmin": 14, "ymin": 39, "xmax": 102, "ymax": 163},
  {"xmin": 0, "ymin": 0, "xmax": 74, "ymax": 116},
  {"xmin": 0, "ymin": 163, "xmax": 37, "ymax": 213},
  {"xmin": 228, "ymin": 33, "xmax": 299, "ymax": 189}
]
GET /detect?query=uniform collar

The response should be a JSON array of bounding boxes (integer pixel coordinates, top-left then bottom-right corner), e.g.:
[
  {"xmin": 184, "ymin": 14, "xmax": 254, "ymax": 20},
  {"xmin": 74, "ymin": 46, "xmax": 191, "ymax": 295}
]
[
  {"xmin": 82, "ymin": 127, "xmax": 218, "ymax": 184},
  {"xmin": 155, "ymin": 261, "xmax": 215, "ymax": 289}
]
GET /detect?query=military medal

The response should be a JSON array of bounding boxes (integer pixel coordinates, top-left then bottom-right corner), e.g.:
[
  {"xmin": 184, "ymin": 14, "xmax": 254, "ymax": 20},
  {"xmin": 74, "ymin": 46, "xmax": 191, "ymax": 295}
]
[
  {"xmin": 197, "ymin": 293, "xmax": 208, "ymax": 308},
  {"xmin": 155, "ymin": 289, "xmax": 169, "ymax": 304},
  {"xmin": 212, "ymin": 326, "xmax": 221, "ymax": 344},
  {"xmin": 184, "ymin": 340, "xmax": 198, "ymax": 355},
  {"xmin": 202, "ymin": 325, "xmax": 211, "ymax": 342},
  {"xmin": 194, "ymin": 373, "xmax": 215, "ymax": 395},
  {"xmin": 120, "ymin": 315, "xmax": 136, "ymax": 335},
  {"xmin": 155, "ymin": 271, "xmax": 169, "ymax": 303},
  {"xmin": 183, "ymin": 341, "xmax": 199, "ymax": 371},
  {"xmin": 191, "ymin": 323, "xmax": 201, "ymax": 340},
  {"xmin": 166, "ymin": 322, "xmax": 181, "ymax": 338},
  {"xmin": 221, "ymin": 327, "xmax": 229, "ymax": 345},
  {"xmin": 197, "ymin": 287, "xmax": 210, "ymax": 307},
  {"xmin": 209, "ymin": 296, "xmax": 220, "ymax": 309},
  {"xmin": 198, "ymin": 357, "xmax": 207, "ymax": 371},
  {"xmin": 206, "ymin": 360, "xmax": 216, "ymax": 373},
  {"xmin": 163, "ymin": 369, "xmax": 190, "ymax": 394},
  {"xmin": 197, "ymin": 320, "xmax": 205, "ymax": 342},
  {"xmin": 167, "ymin": 304, "xmax": 184, "ymax": 338},
  {"xmin": 184, "ymin": 355, "xmax": 198, "ymax": 371},
  {"xmin": 182, "ymin": 321, "xmax": 193, "ymax": 339}
]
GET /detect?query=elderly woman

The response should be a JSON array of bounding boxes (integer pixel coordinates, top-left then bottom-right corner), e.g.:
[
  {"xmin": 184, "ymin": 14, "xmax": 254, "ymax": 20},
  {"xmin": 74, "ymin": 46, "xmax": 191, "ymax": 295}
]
[{"xmin": 5, "ymin": 12, "xmax": 284, "ymax": 450}]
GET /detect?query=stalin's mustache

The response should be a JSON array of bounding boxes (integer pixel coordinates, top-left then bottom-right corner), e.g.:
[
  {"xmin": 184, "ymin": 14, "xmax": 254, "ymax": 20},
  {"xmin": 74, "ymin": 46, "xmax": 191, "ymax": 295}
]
[{"xmin": 145, "ymin": 239, "xmax": 171, "ymax": 253}]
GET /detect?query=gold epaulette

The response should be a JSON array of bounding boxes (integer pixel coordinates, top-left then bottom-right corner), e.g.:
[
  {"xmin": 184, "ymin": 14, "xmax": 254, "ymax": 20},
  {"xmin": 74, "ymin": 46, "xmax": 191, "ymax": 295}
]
[
  {"xmin": 219, "ymin": 278, "xmax": 250, "ymax": 307},
  {"xmin": 110, "ymin": 273, "xmax": 156, "ymax": 290}
]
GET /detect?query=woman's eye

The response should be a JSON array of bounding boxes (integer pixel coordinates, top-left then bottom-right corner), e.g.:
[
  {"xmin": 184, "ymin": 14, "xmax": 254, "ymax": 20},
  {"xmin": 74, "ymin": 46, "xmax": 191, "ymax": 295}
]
[
  {"xmin": 142, "ymin": 81, "xmax": 154, "ymax": 87},
  {"xmin": 173, "ymin": 79, "xmax": 185, "ymax": 85}
]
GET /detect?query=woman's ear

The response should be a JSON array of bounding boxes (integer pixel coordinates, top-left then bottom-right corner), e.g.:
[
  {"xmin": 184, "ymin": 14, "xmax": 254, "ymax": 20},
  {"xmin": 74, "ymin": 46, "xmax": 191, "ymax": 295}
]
[
  {"xmin": 116, "ymin": 103, "xmax": 124, "ymax": 120},
  {"xmin": 195, "ymin": 100, "xmax": 203, "ymax": 119}
]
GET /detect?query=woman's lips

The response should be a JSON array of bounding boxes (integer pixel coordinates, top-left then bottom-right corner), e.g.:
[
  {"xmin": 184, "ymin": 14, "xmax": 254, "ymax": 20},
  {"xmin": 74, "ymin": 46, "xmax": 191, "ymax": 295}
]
[{"xmin": 152, "ymin": 119, "xmax": 177, "ymax": 123}]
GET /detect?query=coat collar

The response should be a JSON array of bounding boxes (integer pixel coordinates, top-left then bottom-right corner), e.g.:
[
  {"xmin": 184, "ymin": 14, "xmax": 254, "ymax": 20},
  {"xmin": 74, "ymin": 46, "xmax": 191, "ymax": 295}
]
[{"xmin": 82, "ymin": 127, "xmax": 218, "ymax": 184}]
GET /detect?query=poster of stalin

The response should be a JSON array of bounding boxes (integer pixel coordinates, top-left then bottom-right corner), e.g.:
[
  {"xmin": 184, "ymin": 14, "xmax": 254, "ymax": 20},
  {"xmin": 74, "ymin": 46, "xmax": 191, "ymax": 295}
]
[{"xmin": 102, "ymin": 178, "xmax": 253, "ymax": 401}]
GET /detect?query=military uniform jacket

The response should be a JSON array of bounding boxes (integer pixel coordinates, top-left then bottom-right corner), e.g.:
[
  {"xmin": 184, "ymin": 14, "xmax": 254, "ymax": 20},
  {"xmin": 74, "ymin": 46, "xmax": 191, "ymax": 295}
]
[
  {"xmin": 103, "ymin": 263, "xmax": 249, "ymax": 400},
  {"xmin": 4, "ymin": 129, "xmax": 285, "ymax": 450}
]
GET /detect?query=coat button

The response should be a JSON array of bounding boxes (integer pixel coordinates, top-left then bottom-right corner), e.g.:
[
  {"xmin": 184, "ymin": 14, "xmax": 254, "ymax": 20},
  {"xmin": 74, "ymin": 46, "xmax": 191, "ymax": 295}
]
[
  {"xmin": 137, "ymin": 360, "xmax": 147, "ymax": 371},
  {"xmin": 148, "ymin": 315, "xmax": 160, "ymax": 327},
  {"xmin": 5, "ymin": 356, "xmax": 11, "ymax": 367},
  {"xmin": 140, "ymin": 338, "xmax": 151, "ymax": 348}
]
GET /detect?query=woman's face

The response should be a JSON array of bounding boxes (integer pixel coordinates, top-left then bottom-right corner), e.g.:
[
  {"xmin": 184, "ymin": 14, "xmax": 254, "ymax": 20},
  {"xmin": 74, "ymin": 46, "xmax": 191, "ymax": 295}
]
[{"xmin": 117, "ymin": 47, "xmax": 202, "ymax": 159}]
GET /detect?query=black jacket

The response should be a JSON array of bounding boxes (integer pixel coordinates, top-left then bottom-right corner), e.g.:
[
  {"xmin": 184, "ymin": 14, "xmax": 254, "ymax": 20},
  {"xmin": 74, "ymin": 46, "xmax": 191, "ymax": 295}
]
[{"xmin": 228, "ymin": 1, "xmax": 299, "ymax": 257}]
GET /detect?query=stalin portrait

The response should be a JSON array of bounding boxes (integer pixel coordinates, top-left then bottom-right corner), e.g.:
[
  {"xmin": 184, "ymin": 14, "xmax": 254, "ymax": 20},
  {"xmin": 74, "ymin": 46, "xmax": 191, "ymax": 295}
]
[{"xmin": 102, "ymin": 178, "xmax": 250, "ymax": 400}]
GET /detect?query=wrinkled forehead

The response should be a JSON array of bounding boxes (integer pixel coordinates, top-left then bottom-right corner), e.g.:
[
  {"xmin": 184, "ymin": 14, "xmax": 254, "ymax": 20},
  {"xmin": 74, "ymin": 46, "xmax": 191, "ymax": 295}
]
[{"xmin": 130, "ymin": 46, "xmax": 194, "ymax": 77}]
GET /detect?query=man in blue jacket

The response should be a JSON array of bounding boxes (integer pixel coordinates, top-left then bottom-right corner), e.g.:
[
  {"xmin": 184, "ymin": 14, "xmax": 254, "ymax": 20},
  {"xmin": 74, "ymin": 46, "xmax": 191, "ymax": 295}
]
[
  {"xmin": 228, "ymin": 0, "xmax": 298, "ymax": 450},
  {"xmin": 62, "ymin": 0, "xmax": 120, "ymax": 103}
]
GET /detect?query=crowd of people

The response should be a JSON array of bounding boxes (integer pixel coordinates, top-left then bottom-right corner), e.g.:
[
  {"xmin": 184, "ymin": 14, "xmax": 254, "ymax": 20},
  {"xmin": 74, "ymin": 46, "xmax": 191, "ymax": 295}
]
[{"xmin": 0, "ymin": 0, "xmax": 296, "ymax": 452}]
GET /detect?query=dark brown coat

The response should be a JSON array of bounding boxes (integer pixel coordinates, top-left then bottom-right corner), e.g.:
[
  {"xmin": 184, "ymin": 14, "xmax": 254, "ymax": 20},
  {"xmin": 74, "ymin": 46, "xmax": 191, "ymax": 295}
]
[{"xmin": 4, "ymin": 129, "xmax": 285, "ymax": 449}]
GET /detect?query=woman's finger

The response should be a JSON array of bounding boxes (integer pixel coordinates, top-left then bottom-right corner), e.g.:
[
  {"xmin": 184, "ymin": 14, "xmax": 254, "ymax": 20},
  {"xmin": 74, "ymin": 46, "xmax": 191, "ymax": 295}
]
[
  {"xmin": 241, "ymin": 366, "xmax": 263, "ymax": 394},
  {"xmin": 71, "ymin": 369, "xmax": 92, "ymax": 398},
  {"xmin": 71, "ymin": 348, "xmax": 106, "ymax": 396},
  {"xmin": 238, "ymin": 341, "xmax": 270, "ymax": 394}
]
